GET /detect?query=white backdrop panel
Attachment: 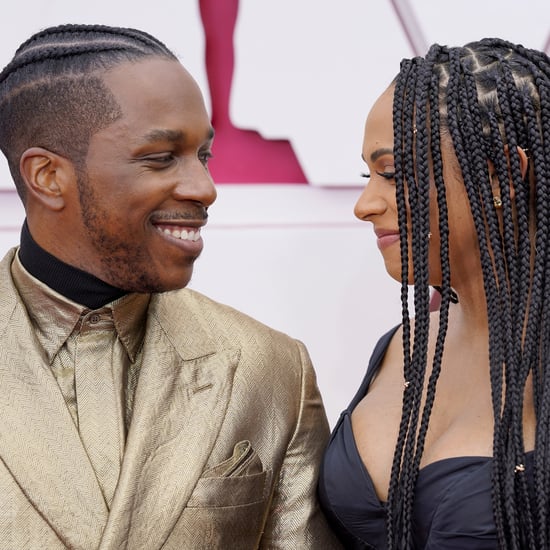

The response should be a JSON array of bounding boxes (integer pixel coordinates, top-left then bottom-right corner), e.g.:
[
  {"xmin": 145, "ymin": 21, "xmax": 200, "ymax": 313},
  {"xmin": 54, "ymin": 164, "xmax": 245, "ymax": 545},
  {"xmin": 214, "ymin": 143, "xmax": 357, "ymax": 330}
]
[{"xmin": 0, "ymin": 185, "xmax": 401, "ymax": 426}]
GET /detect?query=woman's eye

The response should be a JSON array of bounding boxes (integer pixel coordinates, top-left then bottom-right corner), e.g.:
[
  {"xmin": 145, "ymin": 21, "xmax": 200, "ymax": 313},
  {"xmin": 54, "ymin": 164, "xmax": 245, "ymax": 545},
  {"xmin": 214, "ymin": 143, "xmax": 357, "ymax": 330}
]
[
  {"xmin": 376, "ymin": 170, "xmax": 395, "ymax": 180},
  {"xmin": 360, "ymin": 170, "xmax": 395, "ymax": 181}
]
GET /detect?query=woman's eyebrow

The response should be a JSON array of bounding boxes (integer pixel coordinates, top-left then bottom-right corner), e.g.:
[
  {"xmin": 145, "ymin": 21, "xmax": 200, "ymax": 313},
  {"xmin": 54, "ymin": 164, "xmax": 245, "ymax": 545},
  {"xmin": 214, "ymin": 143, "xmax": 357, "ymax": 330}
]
[
  {"xmin": 370, "ymin": 148, "xmax": 394, "ymax": 162},
  {"xmin": 361, "ymin": 148, "xmax": 394, "ymax": 163}
]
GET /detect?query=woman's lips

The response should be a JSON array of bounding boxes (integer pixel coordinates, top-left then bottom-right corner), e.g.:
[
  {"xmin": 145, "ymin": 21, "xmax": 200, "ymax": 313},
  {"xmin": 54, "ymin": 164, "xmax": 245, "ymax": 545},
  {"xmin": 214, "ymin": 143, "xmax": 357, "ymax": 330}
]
[{"xmin": 375, "ymin": 230, "xmax": 400, "ymax": 250}]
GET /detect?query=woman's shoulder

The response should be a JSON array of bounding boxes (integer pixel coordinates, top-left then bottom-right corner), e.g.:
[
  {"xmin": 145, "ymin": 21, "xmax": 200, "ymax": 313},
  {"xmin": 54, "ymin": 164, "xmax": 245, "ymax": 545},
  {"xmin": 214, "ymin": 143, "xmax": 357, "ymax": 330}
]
[
  {"xmin": 370, "ymin": 324, "xmax": 402, "ymax": 368},
  {"xmin": 344, "ymin": 324, "xmax": 402, "ymax": 411}
]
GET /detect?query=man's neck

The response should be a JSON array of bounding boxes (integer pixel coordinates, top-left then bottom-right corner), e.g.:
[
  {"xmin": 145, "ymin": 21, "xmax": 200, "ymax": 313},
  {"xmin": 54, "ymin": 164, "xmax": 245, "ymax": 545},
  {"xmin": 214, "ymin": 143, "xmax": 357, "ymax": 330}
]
[{"xmin": 18, "ymin": 220, "xmax": 128, "ymax": 308}]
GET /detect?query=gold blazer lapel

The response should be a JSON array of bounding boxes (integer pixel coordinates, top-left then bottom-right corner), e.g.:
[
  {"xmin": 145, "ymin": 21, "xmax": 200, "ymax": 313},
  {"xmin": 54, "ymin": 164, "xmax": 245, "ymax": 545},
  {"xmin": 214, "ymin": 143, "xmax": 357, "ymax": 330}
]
[
  {"xmin": 0, "ymin": 256, "xmax": 108, "ymax": 549},
  {"xmin": 101, "ymin": 293, "xmax": 239, "ymax": 549}
]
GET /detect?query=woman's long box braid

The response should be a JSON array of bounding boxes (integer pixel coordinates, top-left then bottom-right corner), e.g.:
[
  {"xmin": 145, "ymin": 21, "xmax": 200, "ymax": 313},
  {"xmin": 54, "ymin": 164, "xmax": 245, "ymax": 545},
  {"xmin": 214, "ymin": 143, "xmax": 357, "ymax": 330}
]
[
  {"xmin": 410, "ymin": 58, "xmax": 453, "ymax": 530},
  {"xmin": 516, "ymin": 45, "xmax": 550, "ymax": 549},
  {"xmin": 451, "ymin": 48, "xmax": 525, "ymax": 547},
  {"xmin": 446, "ymin": 44, "xmax": 533, "ymax": 550},
  {"xmin": 387, "ymin": 48, "xmax": 458, "ymax": 548},
  {"xmin": 385, "ymin": 39, "xmax": 550, "ymax": 549},
  {"xmin": 514, "ymin": 47, "xmax": 550, "ymax": 548},
  {"xmin": 386, "ymin": 57, "xmax": 413, "ymax": 550},
  {"xmin": 401, "ymin": 53, "xmax": 436, "ymax": 549},
  {"xmin": 491, "ymin": 42, "xmax": 550, "ymax": 549}
]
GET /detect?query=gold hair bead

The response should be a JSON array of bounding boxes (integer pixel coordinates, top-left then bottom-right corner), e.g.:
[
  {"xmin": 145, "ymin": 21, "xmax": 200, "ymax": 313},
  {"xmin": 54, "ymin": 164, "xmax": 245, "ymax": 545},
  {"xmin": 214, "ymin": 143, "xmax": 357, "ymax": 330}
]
[{"xmin": 493, "ymin": 196, "xmax": 502, "ymax": 208}]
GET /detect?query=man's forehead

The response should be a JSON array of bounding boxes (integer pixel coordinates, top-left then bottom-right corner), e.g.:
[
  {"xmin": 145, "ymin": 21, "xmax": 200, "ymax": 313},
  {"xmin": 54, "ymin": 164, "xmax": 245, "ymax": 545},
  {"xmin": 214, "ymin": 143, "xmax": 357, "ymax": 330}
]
[
  {"xmin": 100, "ymin": 57, "xmax": 208, "ymax": 122},
  {"xmin": 101, "ymin": 57, "xmax": 199, "ymax": 98}
]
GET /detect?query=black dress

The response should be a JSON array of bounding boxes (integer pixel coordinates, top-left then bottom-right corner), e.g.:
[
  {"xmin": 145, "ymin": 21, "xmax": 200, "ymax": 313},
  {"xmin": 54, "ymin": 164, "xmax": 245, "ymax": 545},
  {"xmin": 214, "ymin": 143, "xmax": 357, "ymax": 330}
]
[{"xmin": 318, "ymin": 326, "xmax": 534, "ymax": 549}]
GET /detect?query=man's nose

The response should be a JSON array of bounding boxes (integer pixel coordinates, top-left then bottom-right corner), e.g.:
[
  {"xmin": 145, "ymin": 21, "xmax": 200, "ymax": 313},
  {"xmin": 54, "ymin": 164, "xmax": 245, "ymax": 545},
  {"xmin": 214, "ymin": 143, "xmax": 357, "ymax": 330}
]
[{"xmin": 172, "ymin": 158, "xmax": 217, "ymax": 207}]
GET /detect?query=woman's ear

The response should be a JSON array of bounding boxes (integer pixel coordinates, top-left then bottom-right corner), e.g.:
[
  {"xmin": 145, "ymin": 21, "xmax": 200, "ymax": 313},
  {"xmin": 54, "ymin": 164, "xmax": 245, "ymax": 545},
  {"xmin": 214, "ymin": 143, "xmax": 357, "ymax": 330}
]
[
  {"xmin": 517, "ymin": 146, "xmax": 529, "ymax": 180},
  {"xmin": 19, "ymin": 147, "xmax": 76, "ymax": 211},
  {"xmin": 488, "ymin": 146, "xmax": 530, "ymax": 203},
  {"xmin": 487, "ymin": 160, "xmax": 501, "ymax": 196}
]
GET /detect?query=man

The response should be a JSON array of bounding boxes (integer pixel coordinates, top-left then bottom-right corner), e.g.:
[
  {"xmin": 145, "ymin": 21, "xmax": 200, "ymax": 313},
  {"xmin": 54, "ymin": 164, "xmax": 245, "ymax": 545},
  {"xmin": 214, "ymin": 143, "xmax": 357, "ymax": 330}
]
[{"xmin": 0, "ymin": 24, "xmax": 340, "ymax": 549}]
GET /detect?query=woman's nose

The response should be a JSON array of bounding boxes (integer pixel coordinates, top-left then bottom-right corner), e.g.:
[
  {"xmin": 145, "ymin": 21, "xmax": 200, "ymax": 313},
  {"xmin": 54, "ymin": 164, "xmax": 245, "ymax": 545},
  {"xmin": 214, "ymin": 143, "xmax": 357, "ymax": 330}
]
[{"xmin": 354, "ymin": 181, "xmax": 387, "ymax": 221}]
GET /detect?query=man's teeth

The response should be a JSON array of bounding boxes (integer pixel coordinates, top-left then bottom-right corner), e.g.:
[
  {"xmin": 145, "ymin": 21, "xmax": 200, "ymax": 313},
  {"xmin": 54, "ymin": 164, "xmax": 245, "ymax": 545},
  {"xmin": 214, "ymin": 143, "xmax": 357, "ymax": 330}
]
[{"xmin": 160, "ymin": 227, "xmax": 201, "ymax": 241}]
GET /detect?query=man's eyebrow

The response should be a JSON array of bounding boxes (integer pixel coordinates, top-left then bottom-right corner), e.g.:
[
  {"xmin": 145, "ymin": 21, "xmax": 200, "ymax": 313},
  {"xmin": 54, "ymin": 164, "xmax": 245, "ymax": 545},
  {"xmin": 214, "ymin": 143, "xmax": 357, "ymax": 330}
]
[
  {"xmin": 141, "ymin": 129, "xmax": 184, "ymax": 143},
  {"xmin": 140, "ymin": 126, "xmax": 215, "ymax": 143}
]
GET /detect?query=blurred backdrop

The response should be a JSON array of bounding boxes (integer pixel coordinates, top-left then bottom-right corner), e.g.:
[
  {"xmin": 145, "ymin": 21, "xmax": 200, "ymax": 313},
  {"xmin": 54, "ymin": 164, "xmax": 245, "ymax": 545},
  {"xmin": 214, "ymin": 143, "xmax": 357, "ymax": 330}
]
[{"xmin": 0, "ymin": 0, "xmax": 549, "ymax": 425}]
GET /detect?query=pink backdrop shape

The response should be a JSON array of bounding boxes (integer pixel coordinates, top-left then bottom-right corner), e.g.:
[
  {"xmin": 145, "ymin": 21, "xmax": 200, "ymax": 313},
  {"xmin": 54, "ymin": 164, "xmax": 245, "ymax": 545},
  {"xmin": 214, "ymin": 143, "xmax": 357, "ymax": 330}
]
[{"xmin": 199, "ymin": 0, "xmax": 307, "ymax": 183}]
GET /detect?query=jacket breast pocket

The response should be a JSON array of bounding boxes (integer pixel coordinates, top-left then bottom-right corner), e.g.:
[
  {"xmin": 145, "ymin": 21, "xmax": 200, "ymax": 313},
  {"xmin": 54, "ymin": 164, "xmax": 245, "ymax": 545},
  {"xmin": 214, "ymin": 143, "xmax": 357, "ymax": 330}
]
[
  {"xmin": 164, "ymin": 442, "xmax": 273, "ymax": 549},
  {"xmin": 187, "ymin": 440, "xmax": 273, "ymax": 508}
]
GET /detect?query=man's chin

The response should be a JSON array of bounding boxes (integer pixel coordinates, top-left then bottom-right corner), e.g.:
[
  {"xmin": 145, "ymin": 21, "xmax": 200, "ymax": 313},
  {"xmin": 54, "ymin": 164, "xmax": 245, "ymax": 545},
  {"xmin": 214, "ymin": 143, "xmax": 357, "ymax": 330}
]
[
  {"xmin": 144, "ymin": 270, "xmax": 195, "ymax": 294},
  {"xmin": 111, "ymin": 261, "xmax": 197, "ymax": 293}
]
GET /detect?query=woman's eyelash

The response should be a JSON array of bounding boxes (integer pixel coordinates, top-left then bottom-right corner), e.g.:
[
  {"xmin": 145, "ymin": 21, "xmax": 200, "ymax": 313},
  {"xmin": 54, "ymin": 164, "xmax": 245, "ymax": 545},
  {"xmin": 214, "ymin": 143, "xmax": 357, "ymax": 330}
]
[{"xmin": 360, "ymin": 171, "xmax": 395, "ymax": 180}]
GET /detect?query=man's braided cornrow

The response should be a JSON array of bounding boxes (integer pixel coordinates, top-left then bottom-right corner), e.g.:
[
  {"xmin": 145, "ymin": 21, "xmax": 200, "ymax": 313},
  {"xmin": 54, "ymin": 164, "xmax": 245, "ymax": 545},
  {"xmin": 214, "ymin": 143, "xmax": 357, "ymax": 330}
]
[{"xmin": 0, "ymin": 23, "xmax": 176, "ymax": 201}]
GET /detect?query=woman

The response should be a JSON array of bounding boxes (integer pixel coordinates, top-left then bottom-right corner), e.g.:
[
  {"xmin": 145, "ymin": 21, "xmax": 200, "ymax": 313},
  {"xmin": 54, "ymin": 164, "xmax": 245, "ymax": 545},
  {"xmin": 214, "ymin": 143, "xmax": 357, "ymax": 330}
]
[{"xmin": 318, "ymin": 39, "xmax": 550, "ymax": 549}]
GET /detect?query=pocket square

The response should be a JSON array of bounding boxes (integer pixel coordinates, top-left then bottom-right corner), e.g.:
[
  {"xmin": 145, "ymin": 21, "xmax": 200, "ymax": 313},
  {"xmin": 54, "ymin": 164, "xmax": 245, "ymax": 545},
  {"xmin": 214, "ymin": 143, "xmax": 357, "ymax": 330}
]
[
  {"xmin": 188, "ymin": 441, "xmax": 272, "ymax": 508},
  {"xmin": 203, "ymin": 440, "xmax": 263, "ymax": 478}
]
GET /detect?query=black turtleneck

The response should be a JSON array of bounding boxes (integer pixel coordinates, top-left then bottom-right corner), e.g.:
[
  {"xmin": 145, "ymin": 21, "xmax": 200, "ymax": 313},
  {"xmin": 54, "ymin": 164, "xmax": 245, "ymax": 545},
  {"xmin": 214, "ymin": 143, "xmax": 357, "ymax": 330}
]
[{"xmin": 18, "ymin": 220, "xmax": 128, "ymax": 309}]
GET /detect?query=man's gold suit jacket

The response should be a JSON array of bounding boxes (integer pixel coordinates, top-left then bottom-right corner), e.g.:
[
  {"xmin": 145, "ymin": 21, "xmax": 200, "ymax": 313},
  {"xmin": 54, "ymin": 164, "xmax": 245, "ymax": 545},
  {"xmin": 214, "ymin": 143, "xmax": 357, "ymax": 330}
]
[{"xmin": 0, "ymin": 249, "xmax": 341, "ymax": 549}]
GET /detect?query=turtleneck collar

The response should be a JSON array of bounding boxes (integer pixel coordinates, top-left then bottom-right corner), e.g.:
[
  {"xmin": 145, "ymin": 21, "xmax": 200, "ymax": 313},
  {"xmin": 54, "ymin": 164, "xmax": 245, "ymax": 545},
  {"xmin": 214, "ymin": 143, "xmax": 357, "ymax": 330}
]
[{"xmin": 18, "ymin": 220, "xmax": 128, "ymax": 309}]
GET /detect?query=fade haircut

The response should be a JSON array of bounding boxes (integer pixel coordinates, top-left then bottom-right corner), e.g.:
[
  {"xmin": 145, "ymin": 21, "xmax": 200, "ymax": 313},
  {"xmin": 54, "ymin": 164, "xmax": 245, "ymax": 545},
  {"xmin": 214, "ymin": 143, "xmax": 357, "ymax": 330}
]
[
  {"xmin": 387, "ymin": 39, "xmax": 550, "ymax": 549},
  {"xmin": 0, "ymin": 23, "xmax": 177, "ymax": 201}
]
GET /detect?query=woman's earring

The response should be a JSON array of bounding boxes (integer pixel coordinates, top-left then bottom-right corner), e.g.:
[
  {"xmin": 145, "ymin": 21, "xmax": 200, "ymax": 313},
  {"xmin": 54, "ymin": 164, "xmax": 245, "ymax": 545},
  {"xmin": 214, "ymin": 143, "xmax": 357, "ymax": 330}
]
[
  {"xmin": 432, "ymin": 286, "xmax": 459, "ymax": 304},
  {"xmin": 493, "ymin": 196, "xmax": 502, "ymax": 208}
]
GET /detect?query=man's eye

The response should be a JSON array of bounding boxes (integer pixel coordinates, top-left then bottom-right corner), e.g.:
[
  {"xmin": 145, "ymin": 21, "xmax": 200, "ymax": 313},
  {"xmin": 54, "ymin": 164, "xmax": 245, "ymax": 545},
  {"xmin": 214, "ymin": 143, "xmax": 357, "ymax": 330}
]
[
  {"xmin": 144, "ymin": 154, "xmax": 174, "ymax": 164},
  {"xmin": 199, "ymin": 150, "xmax": 213, "ymax": 166}
]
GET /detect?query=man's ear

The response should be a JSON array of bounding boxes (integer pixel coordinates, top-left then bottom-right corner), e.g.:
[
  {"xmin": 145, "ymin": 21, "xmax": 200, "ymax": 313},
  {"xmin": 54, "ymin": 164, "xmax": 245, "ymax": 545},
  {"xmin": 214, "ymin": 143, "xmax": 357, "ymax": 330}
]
[{"xmin": 19, "ymin": 147, "xmax": 76, "ymax": 211}]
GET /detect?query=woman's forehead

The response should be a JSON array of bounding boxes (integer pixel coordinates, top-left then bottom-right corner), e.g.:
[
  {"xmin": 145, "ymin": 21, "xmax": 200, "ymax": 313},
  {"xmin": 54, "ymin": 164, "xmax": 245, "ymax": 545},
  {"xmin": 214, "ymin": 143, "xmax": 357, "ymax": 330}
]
[{"xmin": 363, "ymin": 86, "xmax": 395, "ymax": 150}]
